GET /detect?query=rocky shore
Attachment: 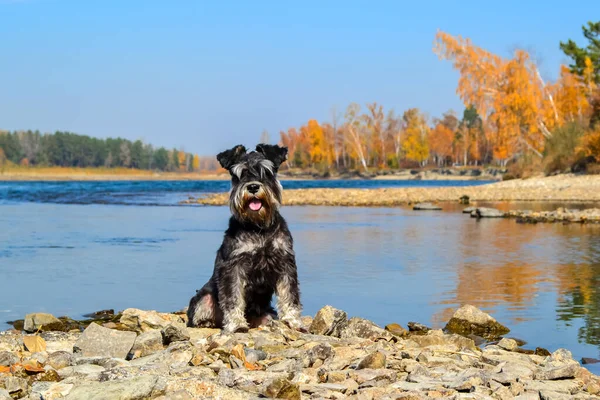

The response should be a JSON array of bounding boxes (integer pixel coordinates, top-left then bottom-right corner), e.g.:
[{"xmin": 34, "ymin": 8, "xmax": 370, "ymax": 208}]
[
  {"xmin": 184, "ymin": 174, "xmax": 600, "ymax": 207},
  {"xmin": 2, "ymin": 305, "xmax": 599, "ymax": 399}
]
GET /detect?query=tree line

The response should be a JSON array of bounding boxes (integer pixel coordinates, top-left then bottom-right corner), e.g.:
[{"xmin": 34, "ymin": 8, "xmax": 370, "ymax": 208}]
[
  {"xmin": 0, "ymin": 130, "xmax": 213, "ymax": 172},
  {"xmin": 279, "ymin": 21, "xmax": 600, "ymax": 175}
]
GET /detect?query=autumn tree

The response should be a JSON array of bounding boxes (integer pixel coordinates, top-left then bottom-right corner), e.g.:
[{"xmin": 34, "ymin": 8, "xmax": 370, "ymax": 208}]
[
  {"xmin": 192, "ymin": 154, "xmax": 200, "ymax": 171},
  {"xmin": 344, "ymin": 103, "xmax": 369, "ymax": 172},
  {"xmin": 401, "ymin": 108, "xmax": 429, "ymax": 165},
  {"xmin": 429, "ymin": 110, "xmax": 457, "ymax": 166}
]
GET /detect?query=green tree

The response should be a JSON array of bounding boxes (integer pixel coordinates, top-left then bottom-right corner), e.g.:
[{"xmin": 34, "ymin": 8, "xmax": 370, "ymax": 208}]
[
  {"xmin": 130, "ymin": 140, "xmax": 144, "ymax": 169},
  {"xmin": 560, "ymin": 21, "xmax": 600, "ymax": 83},
  {"xmin": 153, "ymin": 147, "xmax": 169, "ymax": 171}
]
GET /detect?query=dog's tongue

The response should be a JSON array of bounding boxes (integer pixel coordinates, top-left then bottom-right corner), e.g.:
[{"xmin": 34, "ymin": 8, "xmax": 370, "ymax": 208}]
[{"xmin": 249, "ymin": 199, "xmax": 262, "ymax": 211}]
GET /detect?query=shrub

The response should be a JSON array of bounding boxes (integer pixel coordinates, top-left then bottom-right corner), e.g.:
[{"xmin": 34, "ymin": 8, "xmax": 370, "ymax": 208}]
[{"xmin": 543, "ymin": 123, "xmax": 586, "ymax": 175}]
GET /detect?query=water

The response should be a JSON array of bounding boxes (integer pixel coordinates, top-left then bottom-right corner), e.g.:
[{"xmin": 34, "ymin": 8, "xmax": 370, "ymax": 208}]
[
  {"xmin": 1, "ymin": 180, "xmax": 600, "ymax": 373},
  {"xmin": 0, "ymin": 179, "xmax": 493, "ymax": 206}
]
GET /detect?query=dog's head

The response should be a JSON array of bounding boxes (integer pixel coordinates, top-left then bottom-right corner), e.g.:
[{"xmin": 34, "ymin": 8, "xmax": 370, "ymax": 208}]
[{"xmin": 217, "ymin": 143, "xmax": 288, "ymax": 227}]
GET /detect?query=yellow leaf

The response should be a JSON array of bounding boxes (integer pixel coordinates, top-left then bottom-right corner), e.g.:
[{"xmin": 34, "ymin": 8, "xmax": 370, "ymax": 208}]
[
  {"xmin": 0, "ymin": 366, "xmax": 10, "ymax": 374},
  {"xmin": 23, "ymin": 335, "xmax": 46, "ymax": 353}
]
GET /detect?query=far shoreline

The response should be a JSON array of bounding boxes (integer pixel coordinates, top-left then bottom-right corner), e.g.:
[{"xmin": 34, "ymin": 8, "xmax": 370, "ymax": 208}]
[{"xmin": 0, "ymin": 166, "xmax": 503, "ymax": 182}]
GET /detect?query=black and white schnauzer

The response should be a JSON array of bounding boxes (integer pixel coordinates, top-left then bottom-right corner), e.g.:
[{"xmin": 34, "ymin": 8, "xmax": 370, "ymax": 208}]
[{"xmin": 186, "ymin": 143, "xmax": 305, "ymax": 333}]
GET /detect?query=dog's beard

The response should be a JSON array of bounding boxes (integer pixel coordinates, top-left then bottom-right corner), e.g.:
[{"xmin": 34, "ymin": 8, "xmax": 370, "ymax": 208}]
[{"xmin": 230, "ymin": 185, "xmax": 280, "ymax": 227}]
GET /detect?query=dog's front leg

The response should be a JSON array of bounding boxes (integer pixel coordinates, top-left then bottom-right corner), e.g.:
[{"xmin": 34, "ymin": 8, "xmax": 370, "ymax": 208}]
[
  {"xmin": 276, "ymin": 271, "xmax": 305, "ymax": 332},
  {"xmin": 218, "ymin": 263, "xmax": 249, "ymax": 333}
]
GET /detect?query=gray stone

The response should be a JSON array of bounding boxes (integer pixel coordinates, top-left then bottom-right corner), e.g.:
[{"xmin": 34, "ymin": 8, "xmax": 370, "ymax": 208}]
[
  {"xmin": 349, "ymin": 368, "xmax": 397, "ymax": 384},
  {"xmin": 2, "ymin": 376, "xmax": 29, "ymax": 397},
  {"xmin": 47, "ymin": 351, "xmax": 73, "ymax": 369},
  {"xmin": 154, "ymin": 390, "xmax": 194, "ymax": 400},
  {"xmin": 64, "ymin": 375, "xmax": 166, "ymax": 400},
  {"xmin": 119, "ymin": 308, "xmax": 183, "ymax": 333},
  {"xmin": 444, "ymin": 304, "xmax": 510, "ymax": 339},
  {"xmin": 267, "ymin": 358, "xmax": 302, "ymax": 373},
  {"xmin": 309, "ymin": 306, "xmax": 348, "ymax": 337},
  {"xmin": 535, "ymin": 364, "xmax": 579, "ymax": 380},
  {"xmin": 161, "ymin": 324, "xmax": 190, "ymax": 345},
  {"xmin": 340, "ymin": 318, "xmax": 394, "ymax": 342},
  {"xmin": 0, "ymin": 388, "xmax": 10, "ymax": 400},
  {"xmin": 413, "ymin": 203, "xmax": 442, "ymax": 211},
  {"xmin": 30, "ymin": 382, "xmax": 74, "ymax": 400},
  {"xmin": 409, "ymin": 330, "xmax": 478, "ymax": 352},
  {"xmin": 471, "ymin": 207, "xmax": 505, "ymax": 218},
  {"xmin": 73, "ymin": 322, "xmax": 136, "ymax": 359},
  {"xmin": 463, "ymin": 206, "xmax": 476, "ymax": 213},
  {"xmin": 307, "ymin": 343, "xmax": 333, "ymax": 366},
  {"xmin": 57, "ymin": 364, "xmax": 106, "ymax": 380},
  {"xmin": 129, "ymin": 330, "xmax": 163, "ymax": 359},
  {"xmin": 497, "ymin": 338, "xmax": 519, "ymax": 351},
  {"xmin": 24, "ymin": 313, "xmax": 64, "ymax": 333},
  {"xmin": 244, "ymin": 348, "xmax": 267, "ymax": 364},
  {"xmin": 0, "ymin": 351, "xmax": 18, "ymax": 367}
]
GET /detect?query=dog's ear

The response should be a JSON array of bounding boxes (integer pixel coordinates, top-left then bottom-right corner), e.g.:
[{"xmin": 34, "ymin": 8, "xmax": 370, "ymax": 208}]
[
  {"xmin": 216, "ymin": 145, "xmax": 247, "ymax": 171},
  {"xmin": 255, "ymin": 144, "xmax": 288, "ymax": 171}
]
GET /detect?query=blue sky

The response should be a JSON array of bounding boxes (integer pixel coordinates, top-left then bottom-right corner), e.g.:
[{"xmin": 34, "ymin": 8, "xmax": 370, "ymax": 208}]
[{"xmin": 0, "ymin": 0, "xmax": 595, "ymax": 155}]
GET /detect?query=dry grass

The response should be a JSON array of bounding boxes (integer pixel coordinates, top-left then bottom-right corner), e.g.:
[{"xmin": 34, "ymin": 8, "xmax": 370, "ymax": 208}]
[{"xmin": 0, "ymin": 166, "xmax": 230, "ymax": 181}]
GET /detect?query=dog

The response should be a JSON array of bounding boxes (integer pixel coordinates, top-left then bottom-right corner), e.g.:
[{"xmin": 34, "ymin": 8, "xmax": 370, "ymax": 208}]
[{"xmin": 186, "ymin": 143, "xmax": 305, "ymax": 333}]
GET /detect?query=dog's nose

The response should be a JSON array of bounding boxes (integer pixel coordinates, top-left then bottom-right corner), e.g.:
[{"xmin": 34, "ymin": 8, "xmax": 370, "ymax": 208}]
[{"xmin": 247, "ymin": 184, "xmax": 260, "ymax": 194}]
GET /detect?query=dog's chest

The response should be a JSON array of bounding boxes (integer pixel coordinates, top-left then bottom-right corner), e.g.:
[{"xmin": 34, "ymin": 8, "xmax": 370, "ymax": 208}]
[{"xmin": 231, "ymin": 234, "xmax": 290, "ymax": 269}]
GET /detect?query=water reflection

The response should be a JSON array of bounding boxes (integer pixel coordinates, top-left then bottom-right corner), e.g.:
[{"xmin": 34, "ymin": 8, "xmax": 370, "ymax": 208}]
[{"xmin": 1, "ymin": 202, "xmax": 600, "ymax": 362}]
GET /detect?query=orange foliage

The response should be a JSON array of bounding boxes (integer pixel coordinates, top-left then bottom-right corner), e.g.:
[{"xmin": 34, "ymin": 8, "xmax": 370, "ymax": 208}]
[{"xmin": 428, "ymin": 123, "xmax": 454, "ymax": 164}]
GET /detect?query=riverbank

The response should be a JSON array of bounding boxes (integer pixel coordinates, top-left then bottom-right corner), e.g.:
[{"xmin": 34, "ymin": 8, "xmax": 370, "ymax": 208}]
[
  {"xmin": 2, "ymin": 304, "xmax": 599, "ymax": 399},
  {"xmin": 187, "ymin": 174, "xmax": 600, "ymax": 206},
  {"xmin": 0, "ymin": 166, "xmax": 504, "ymax": 182}
]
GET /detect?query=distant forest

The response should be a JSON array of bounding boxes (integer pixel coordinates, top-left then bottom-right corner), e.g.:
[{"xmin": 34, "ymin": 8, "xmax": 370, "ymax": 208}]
[{"xmin": 0, "ymin": 130, "xmax": 218, "ymax": 172}]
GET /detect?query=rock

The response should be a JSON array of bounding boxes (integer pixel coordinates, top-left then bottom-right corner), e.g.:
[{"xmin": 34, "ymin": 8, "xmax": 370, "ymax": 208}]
[
  {"xmin": 497, "ymin": 338, "xmax": 519, "ymax": 351},
  {"xmin": 47, "ymin": 351, "xmax": 73, "ymax": 369},
  {"xmin": 307, "ymin": 343, "xmax": 333, "ymax": 366},
  {"xmin": 341, "ymin": 318, "xmax": 394, "ymax": 342},
  {"xmin": 244, "ymin": 348, "xmax": 267, "ymax": 364},
  {"xmin": 535, "ymin": 364, "xmax": 579, "ymax": 380},
  {"xmin": 161, "ymin": 324, "xmax": 190, "ymax": 345},
  {"xmin": 119, "ymin": 308, "xmax": 183, "ymax": 333},
  {"xmin": 407, "ymin": 322, "xmax": 431, "ymax": 334},
  {"xmin": 1, "ymin": 376, "xmax": 29, "ymax": 398},
  {"xmin": 0, "ymin": 389, "xmax": 10, "ymax": 400},
  {"xmin": 582, "ymin": 357, "xmax": 600, "ymax": 364},
  {"xmin": 263, "ymin": 377, "xmax": 301, "ymax": 400},
  {"xmin": 462, "ymin": 206, "xmax": 476, "ymax": 213},
  {"xmin": 128, "ymin": 330, "xmax": 163, "ymax": 359},
  {"xmin": 459, "ymin": 195, "xmax": 470, "ymax": 205},
  {"xmin": 413, "ymin": 203, "xmax": 442, "ymax": 210},
  {"xmin": 154, "ymin": 390, "xmax": 193, "ymax": 400},
  {"xmin": 63, "ymin": 375, "xmax": 165, "ymax": 400},
  {"xmin": 0, "ymin": 351, "xmax": 18, "ymax": 367},
  {"xmin": 471, "ymin": 207, "xmax": 505, "ymax": 218},
  {"xmin": 385, "ymin": 323, "xmax": 408, "ymax": 337},
  {"xmin": 357, "ymin": 352, "xmax": 386, "ymax": 369},
  {"xmin": 535, "ymin": 347, "xmax": 552, "ymax": 357},
  {"xmin": 30, "ymin": 382, "xmax": 74, "ymax": 399},
  {"xmin": 73, "ymin": 322, "xmax": 136, "ymax": 359},
  {"xmin": 309, "ymin": 306, "xmax": 348, "ymax": 337},
  {"xmin": 408, "ymin": 329, "xmax": 478, "ymax": 353},
  {"xmin": 24, "ymin": 313, "xmax": 65, "ymax": 333},
  {"xmin": 444, "ymin": 304, "xmax": 510, "ymax": 339},
  {"xmin": 57, "ymin": 364, "xmax": 105, "ymax": 380}
]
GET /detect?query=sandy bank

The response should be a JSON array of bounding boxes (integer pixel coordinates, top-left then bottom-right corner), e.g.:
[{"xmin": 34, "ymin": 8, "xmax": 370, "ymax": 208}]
[{"xmin": 187, "ymin": 174, "xmax": 600, "ymax": 206}]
